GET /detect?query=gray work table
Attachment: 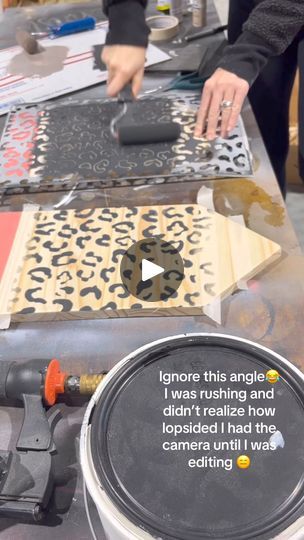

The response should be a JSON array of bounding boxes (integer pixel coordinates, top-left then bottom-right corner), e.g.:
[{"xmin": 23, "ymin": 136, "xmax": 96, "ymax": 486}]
[{"xmin": 0, "ymin": 2, "xmax": 304, "ymax": 540}]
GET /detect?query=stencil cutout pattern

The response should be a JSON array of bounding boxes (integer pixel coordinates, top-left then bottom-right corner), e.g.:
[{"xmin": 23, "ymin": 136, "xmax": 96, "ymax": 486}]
[{"xmin": 0, "ymin": 92, "xmax": 253, "ymax": 194}]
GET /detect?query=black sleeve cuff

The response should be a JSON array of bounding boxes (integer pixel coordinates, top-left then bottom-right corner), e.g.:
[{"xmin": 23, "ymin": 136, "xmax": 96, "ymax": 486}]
[
  {"xmin": 217, "ymin": 30, "xmax": 276, "ymax": 85},
  {"xmin": 105, "ymin": 1, "xmax": 150, "ymax": 47}
]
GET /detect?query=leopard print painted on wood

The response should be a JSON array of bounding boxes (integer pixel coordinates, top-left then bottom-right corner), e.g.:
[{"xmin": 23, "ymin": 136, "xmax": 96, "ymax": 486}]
[{"xmin": 0, "ymin": 204, "xmax": 281, "ymax": 322}]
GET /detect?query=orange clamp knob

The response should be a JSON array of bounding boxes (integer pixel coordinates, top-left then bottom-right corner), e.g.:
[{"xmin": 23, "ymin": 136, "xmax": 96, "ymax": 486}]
[{"xmin": 44, "ymin": 358, "xmax": 67, "ymax": 406}]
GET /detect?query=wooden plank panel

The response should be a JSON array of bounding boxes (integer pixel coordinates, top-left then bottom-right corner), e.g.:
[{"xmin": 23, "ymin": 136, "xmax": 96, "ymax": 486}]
[{"xmin": 0, "ymin": 204, "xmax": 281, "ymax": 322}]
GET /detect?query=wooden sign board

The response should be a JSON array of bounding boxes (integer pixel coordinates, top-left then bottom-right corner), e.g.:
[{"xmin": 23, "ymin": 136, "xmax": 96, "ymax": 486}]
[{"xmin": 0, "ymin": 205, "xmax": 281, "ymax": 322}]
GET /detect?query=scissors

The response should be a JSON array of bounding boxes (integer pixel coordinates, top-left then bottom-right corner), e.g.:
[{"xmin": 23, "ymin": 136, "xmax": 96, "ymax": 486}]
[
  {"xmin": 167, "ymin": 71, "xmax": 206, "ymax": 91},
  {"xmin": 142, "ymin": 71, "xmax": 206, "ymax": 97}
]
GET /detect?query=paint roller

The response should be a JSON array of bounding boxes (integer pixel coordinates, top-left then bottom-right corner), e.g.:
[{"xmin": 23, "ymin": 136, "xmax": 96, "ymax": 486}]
[
  {"xmin": 110, "ymin": 84, "xmax": 181, "ymax": 145},
  {"xmin": 15, "ymin": 30, "xmax": 42, "ymax": 55}
]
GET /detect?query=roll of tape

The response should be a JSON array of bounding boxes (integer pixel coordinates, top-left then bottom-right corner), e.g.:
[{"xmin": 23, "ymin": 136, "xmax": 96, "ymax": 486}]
[{"xmin": 146, "ymin": 15, "xmax": 179, "ymax": 42}]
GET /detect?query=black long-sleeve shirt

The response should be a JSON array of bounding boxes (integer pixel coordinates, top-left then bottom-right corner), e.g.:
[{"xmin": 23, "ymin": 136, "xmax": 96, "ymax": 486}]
[
  {"xmin": 103, "ymin": 0, "xmax": 149, "ymax": 47},
  {"xmin": 219, "ymin": 0, "xmax": 304, "ymax": 84},
  {"xmin": 102, "ymin": 0, "xmax": 304, "ymax": 84}
]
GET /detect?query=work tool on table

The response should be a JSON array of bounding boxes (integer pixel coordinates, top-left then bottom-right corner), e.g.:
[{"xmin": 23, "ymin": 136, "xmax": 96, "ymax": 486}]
[
  {"xmin": 111, "ymin": 83, "xmax": 181, "ymax": 145},
  {"xmin": 31, "ymin": 16, "xmax": 96, "ymax": 38},
  {"xmin": 15, "ymin": 29, "xmax": 42, "ymax": 55},
  {"xmin": 146, "ymin": 41, "xmax": 227, "ymax": 96},
  {"xmin": 185, "ymin": 23, "xmax": 228, "ymax": 42},
  {"xmin": 15, "ymin": 17, "xmax": 96, "ymax": 55},
  {"xmin": 0, "ymin": 358, "xmax": 107, "ymax": 522},
  {"xmin": 143, "ymin": 69, "xmax": 207, "ymax": 97},
  {"xmin": 167, "ymin": 70, "xmax": 206, "ymax": 91}
]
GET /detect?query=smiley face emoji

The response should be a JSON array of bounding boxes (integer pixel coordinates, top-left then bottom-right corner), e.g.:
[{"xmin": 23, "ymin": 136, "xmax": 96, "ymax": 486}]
[
  {"xmin": 237, "ymin": 455, "xmax": 251, "ymax": 470},
  {"xmin": 266, "ymin": 369, "xmax": 280, "ymax": 384}
]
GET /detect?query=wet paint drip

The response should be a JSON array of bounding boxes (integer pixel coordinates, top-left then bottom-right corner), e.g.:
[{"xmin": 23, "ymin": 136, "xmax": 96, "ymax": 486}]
[
  {"xmin": 213, "ymin": 179, "xmax": 285, "ymax": 227},
  {"xmin": 7, "ymin": 46, "xmax": 69, "ymax": 78}
]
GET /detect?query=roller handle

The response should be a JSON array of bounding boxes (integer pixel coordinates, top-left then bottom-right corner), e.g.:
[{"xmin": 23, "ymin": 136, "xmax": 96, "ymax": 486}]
[
  {"xmin": 50, "ymin": 17, "xmax": 96, "ymax": 37},
  {"xmin": 0, "ymin": 360, "xmax": 15, "ymax": 399},
  {"xmin": 118, "ymin": 83, "xmax": 134, "ymax": 103}
]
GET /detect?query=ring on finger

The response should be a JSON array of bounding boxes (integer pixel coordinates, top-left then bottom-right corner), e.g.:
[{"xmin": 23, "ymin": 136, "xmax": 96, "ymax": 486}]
[{"xmin": 221, "ymin": 100, "xmax": 234, "ymax": 110}]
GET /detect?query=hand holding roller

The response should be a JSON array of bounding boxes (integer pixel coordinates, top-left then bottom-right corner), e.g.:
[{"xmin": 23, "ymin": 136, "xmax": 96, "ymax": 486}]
[{"xmin": 111, "ymin": 83, "xmax": 181, "ymax": 145}]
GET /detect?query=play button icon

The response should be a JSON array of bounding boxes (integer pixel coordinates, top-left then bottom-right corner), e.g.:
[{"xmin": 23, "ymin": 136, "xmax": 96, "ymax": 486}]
[
  {"xmin": 120, "ymin": 237, "xmax": 184, "ymax": 303},
  {"xmin": 142, "ymin": 259, "xmax": 164, "ymax": 282}
]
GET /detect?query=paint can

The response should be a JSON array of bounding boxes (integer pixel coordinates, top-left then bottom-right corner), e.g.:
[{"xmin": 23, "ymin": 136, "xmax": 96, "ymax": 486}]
[
  {"xmin": 80, "ymin": 333, "xmax": 304, "ymax": 539},
  {"xmin": 192, "ymin": 0, "xmax": 207, "ymax": 28}
]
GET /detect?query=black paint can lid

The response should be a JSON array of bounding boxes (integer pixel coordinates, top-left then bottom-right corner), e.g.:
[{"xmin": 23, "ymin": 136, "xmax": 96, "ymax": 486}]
[{"xmin": 90, "ymin": 334, "xmax": 304, "ymax": 539}]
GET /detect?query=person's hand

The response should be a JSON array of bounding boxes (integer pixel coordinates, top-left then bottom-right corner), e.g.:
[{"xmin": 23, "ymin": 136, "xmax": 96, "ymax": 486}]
[
  {"xmin": 102, "ymin": 45, "xmax": 146, "ymax": 97},
  {"xmin": 195, "ymin": 68, "xmax": 250, "ymax": 140}
]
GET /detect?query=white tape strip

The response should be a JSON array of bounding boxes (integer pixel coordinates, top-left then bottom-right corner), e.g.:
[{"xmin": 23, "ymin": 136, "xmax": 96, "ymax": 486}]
[
  {"xmin": 146, "ymin": 15, "xmax": 179, "ymax": 41},
  {"xmin": 23, "ymin": 203, "xmax": 40, "ymax": 212},
  {"xmin": 203, "ymin": 298, "xmax": 222, "ymax": 325},
  {"xmin": 0, "ymin": 315, "xmax": 11, "ymax": 330}
]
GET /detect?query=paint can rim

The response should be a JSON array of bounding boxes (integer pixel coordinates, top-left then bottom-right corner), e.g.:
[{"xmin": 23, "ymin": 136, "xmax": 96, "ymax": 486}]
[{"xmin": 81, "ymin": 333, "xmax": 304, "ymax": 540}]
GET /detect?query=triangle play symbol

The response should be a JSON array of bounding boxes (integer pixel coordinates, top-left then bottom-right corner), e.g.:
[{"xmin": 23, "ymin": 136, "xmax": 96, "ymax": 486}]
[{"xmin": 142, "ymin": 259, "xmax": 164, "ymax": 282}]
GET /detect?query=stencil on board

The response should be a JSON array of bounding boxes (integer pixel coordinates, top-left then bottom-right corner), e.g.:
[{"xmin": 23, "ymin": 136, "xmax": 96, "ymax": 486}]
[{"xmin": 0, "ymin": 92, "xmax": 253, "ymax": 194}]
